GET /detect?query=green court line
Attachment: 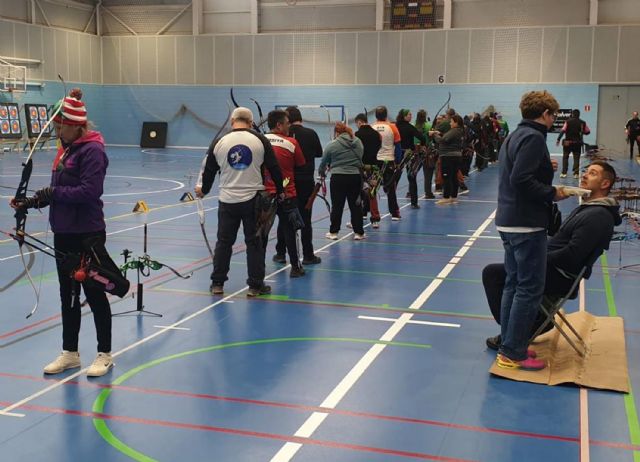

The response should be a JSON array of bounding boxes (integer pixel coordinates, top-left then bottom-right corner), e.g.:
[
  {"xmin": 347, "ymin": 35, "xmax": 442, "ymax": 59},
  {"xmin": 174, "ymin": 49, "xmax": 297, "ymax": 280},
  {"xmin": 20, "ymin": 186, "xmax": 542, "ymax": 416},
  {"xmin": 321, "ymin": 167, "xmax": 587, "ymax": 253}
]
[
  {"xmin": 92, "ymin": 337, "xmax": 430, "ymax": 462},
  {"xmin": 357, "ymin": 240, "xmax": 503, "ymax": 252},
  {"xmin": 601, "ymin": 253, "xmax": 640, "ymax": 461},
  {"xmin": 261, "ymin": 294, "xmax": 494, "ymax": 320},
  {"xmin": 304, "ymin": 267, "xmax": 482, "ymax": 284}
]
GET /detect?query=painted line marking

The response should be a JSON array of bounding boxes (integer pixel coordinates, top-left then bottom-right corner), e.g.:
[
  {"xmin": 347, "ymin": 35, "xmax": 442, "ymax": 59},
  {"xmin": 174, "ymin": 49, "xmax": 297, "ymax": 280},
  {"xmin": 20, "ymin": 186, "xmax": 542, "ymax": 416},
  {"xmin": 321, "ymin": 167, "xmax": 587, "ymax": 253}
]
[
  {"xmin": 0, "ymin": 206, "xmax": 407, "ymax": 417},
  {"xmin": 1, "ymin": 371, "xmax": 639, "ymax": 451},
  {"xmin": 270, "ymin": 210, "xmax": 497, "ymax": 462},
  {"xmin": 222, "ymin": 300, "xmax": 235, "ymax": 304},
  {"xmin": 579, "ymin": 278, "xmax": 589, "ymax": 462},
  {"xmin": 153, "ymin": 325, "xmax": 190, "ymax": 331},
  {"xmin": 0, "ymin": 401, "xmax": 477, "ymax": 462},
  {"xmin": 358, "ymin": 315, "xmax": 460, "ymax": 328},
  {"xmin": 0, "ymin": 411, "xmax": 25, "ymax": 418},
  {"xmin": 447, "ymin": 234, "xmax": 500, "ymax": 239}
]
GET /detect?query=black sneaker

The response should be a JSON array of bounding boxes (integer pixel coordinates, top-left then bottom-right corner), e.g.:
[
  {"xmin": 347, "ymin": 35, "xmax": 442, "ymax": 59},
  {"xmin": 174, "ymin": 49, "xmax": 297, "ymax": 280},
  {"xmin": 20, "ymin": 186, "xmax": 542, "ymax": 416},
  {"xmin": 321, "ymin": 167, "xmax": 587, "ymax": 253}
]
[
  {"xmin": 210, "ymin": 283, "xmax": 224, "ymax": 295},
  {"xmin": 410, "ymin": 203, "xmax": 420, "ymax": 209},
  {"xmin": 247, "ymin": 285, "xmax": 271, "ymax": 297},
  {"xmin": 486, "ymin": 334, "xmax": 501, "ymax": 351},
  {"xmin": 290, "ymin": 266, "xmax": 306, "ymax": 278},
  {"xmin": 302, "ymin": 256, "xmax": 321, "ymax": 265},
  {"xmin": 272, "ymin": 254, "xmax": 286, "ymax": 264},
  {"xmin": 423, "ymin": 193, "xmax": 435, "ymax": 199}
]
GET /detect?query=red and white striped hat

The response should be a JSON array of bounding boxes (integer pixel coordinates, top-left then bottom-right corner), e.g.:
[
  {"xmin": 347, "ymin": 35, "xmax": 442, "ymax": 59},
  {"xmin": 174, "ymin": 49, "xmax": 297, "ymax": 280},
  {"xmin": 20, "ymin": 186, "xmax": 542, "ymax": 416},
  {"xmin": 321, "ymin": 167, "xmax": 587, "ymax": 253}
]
[{"xmin": 52, "ymin": 88, "xmax": 87, "ymax": 125}]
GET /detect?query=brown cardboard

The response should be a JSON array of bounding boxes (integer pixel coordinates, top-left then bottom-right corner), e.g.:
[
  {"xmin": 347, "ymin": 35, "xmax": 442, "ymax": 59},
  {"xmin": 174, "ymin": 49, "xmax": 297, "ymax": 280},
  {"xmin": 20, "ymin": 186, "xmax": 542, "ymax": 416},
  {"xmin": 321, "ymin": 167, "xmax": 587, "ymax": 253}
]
[{"xmin": 489, "ymin": 311, "xmax": 629, "ymax": 393}]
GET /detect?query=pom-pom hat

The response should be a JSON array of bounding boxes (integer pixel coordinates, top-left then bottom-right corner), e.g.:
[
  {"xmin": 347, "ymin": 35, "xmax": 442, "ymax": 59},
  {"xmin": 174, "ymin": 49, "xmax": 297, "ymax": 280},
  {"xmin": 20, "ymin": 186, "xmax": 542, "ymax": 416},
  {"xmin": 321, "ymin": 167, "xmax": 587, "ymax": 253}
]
[{"xmin": 52, "ymin": 88, "xmax": 87, "ymax": 126}]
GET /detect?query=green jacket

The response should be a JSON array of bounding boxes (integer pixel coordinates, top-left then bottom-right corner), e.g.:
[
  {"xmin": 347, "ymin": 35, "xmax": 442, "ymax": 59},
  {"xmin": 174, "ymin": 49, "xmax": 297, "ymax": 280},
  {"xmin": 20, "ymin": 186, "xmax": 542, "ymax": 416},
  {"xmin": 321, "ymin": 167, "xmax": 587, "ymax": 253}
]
[{"xmin": 318, "ymin": 133, "xmax": 364, "ymax": 176}]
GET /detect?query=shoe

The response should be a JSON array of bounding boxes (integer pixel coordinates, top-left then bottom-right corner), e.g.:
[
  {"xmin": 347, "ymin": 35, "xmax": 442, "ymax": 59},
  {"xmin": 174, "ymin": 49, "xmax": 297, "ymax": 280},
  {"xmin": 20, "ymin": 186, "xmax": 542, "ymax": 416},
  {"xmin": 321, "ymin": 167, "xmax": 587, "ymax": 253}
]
[
  {"xmin": 560, "ymin": 173, "xmax": 567, "ymax": 178},
  {"xmin": 573, "ymin": 173, "xmax": 579, "ymax": 179},
  {"xmin": 210, "ymin": 283, "xmax": 224, "ymax": 295},
  {"xmin": 346, "ymin": 222, "xmax": 353, "ymax": 229},
  {"xmin": 405, "ymin": 192, "xmax": 411, "ymax": 198},
  {"xmin": 290, "ymin": 266, "xmax": 306, "ymax": 278},
  {"xmin": 302, "ymin": 256, "xmax": 321, "ymax": 265},
  {"xmin": 391, "ymin": 216, "xmax": 401, "ymax": 221},
  {"xmin": 354, "ymin": 233, "xmax": 366, "ymax": 240},
  {"xmin": 272, "ymin": 254, "xmax": 286, "ymax": 264},
  {"xmin": 435, "ymin": 198, "xmax": 453, "ymax": 205},
  {"xmin": 423, "ymin": 193, "xmax": 435, "ymax": 199},
  {"xmin": 86, "ymin": 352, "xmax": 114, "ymax": 377},
  {"xmin": 496, "ymin": 353, "xmax": 545, "ymax": 371},
  {"xmin": 247, "ymin": 285, "xmax": 271, "ymax": 297},
  {"xmin": 410, "ymin": 203, "xmax": 420, "ymax": 209},
  {"xmin": 372, "ymin": 221, "xmax": 380, "ymax": 229},
  {"xmin": 325, "ymin": 232, "xmax": 338, "ymax": 240},
  {"xmin": 486, "ymin": 335, "xmax": 501, "ymax": 351},
  {"xmin": 43, "ymin": 351, "xmax": 81, "ymax": 374},
  {"xmin": 458, "ymin": 188, "xmax": 469, "ymax": 195},
  {"xmin": 486, "ymin": 335, "xmax": 537, "ymax": 358}
]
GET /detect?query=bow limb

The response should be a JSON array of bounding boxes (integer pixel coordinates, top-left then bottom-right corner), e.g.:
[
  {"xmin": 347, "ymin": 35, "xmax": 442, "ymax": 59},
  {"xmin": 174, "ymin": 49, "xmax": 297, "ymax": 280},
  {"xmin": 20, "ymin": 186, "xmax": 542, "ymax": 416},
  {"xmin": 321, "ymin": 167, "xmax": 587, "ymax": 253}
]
[
  {"xmin": 0, "ymin": 246, "xmax": 35, "ymax": 292},
  {"xmin": 432, "ymin": 91, "xmax": 452, "ymax": 127},
  {"xmin": 157, "ymin": 261, "xmax": 192, "ymax": 280},
  {"xmin": 21, "ymin": 244, "xmax": 41, "ymax": 319},
  {"xmin": 230, "ymin": 87, "xmax": 240, "ymax": 109},
  {"xmin": 196, "ymin": 198, "xmax": 215, "ymax": 265}
]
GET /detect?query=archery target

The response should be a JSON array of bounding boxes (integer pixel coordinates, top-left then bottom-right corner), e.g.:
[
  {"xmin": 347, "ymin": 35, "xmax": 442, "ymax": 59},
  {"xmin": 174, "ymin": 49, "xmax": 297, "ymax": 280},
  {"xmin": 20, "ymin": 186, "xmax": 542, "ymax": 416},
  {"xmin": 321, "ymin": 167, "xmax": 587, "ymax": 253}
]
[
  {"xmin": 0, "ymin": 103, "xmax": 21, "ymax": 138},
  {"xmin": 9, "ymin": 106, "xmax": 18, "ymax": 119},
  {"xmin": 11, "ymin": 120, "xmax": 20, "ymax": 134},
  {"xmin": 0, "ymin": 120, "xmax": 9, "ymax": 135},
  {"xmin": 25, "ymin": 103, "xmax": 51, "ymax": 138},
  {"xmin": 0, "ymin": 105, "xmax": 7, "ymax": 119},
  {"xmin": 30, "ymin": 107, "xmax": 38, "ymax": 119},
  {"xmin": 31, "ymin": 121, "xmax": 40, "ymax": 134},
  {"xmin": 39, "ymin": 106, "xmax": 47, "ymax": 119}
]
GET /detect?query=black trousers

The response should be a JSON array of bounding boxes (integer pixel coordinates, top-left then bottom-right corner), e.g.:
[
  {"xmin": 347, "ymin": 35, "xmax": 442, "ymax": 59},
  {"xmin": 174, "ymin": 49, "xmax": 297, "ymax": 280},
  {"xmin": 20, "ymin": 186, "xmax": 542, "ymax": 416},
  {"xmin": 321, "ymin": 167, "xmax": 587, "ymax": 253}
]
[
  {"xmin": 630, "ymin": 135, "xmax": 639, "ymax": 159},
  {"xmin": 562, "ymin": 142, "xmax": 582, "ymax": 175},
  {"xmin": 407, "ymin": 158, "xmax": 421, "ymax": 206},
  {"xmin": 55, "ymin": 231, "xmax": 113, "ymax": 353},
  {"xmin": 329, "ymin": 174, "xmax": 364, "ymax": 234},
  {"xmin": 275, "ymin": 201, "xmax": 301, "ymax": 268},
  {"xmin": 482, "ymin": 262, "xmax": 575, "ymax": 330},
  {"xmin": 276, "ymin": 180, "xmax": 315, "ymax": 260},
  {"xmin": 212, "ymin": 196, "xmax": 265, "ymax": 289},
  {"xmin": 440, "ymin": 156, "xmax": 460, "ymax": 199},
  {"xmin": 382, "ymin": 164, "xmax": 400, "ymax": 217}
]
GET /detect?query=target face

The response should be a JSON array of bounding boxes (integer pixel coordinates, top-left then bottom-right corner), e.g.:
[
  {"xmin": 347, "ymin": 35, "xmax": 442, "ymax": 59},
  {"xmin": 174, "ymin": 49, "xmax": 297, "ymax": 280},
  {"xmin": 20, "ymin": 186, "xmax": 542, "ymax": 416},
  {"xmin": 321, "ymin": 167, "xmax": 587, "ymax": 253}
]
[
  {"xmin": 39, "ymin": 106, "xmax": 48, "ymax": 119},
  {"xmin": 0, "ymin": 120, "xmax": 9, "ymax": 134},
  {"xmin": 0, "ymin": 106, "xmax": 7, "ymax": 119},
  {"xmin": 30, "ymin": 107, "xmax": 38, "ymax": 119},
  {"xmin": 150, "ymin": 131, "xmax": 157, "ymax": 139},
  {"xmin": 9, "ymin": 106, "xmax": 18, "ymax": 119},
  {"xmin": 11, "ymin": 120, "xmax": 20, "ymax": 134},
  {"xmin": 31, "ymin": 122, "xmax": 40, "ymax": 134}
]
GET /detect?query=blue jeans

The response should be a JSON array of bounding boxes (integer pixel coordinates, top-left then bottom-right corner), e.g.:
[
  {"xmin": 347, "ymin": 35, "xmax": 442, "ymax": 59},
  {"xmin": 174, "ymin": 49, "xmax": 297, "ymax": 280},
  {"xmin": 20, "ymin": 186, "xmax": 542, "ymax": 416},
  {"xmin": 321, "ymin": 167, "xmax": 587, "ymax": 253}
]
[{"xmin": 498, "ymin": 230, "xmax": 547, "ymax": 361}]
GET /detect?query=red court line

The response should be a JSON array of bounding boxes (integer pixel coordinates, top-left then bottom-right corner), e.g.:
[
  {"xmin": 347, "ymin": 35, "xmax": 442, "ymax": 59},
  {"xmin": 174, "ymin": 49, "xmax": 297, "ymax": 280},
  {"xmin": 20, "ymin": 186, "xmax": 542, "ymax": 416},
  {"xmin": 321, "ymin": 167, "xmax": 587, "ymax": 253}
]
[
  {"xmin": 1, "ymin": 372, "xmax": 638, "ymax": 452},
  {"xmin": 0, "ymin": 400, "xmax": 475, "ymax": 462}
]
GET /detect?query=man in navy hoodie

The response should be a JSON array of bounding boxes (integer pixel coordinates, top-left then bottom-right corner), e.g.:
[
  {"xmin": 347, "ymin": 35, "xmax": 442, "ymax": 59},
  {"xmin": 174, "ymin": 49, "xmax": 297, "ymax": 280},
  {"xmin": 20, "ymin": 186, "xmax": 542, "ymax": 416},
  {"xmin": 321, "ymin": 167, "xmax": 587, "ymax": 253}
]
[{"xmin": 494, "ymin": 90, "xmax": 570, "ymax": 371}]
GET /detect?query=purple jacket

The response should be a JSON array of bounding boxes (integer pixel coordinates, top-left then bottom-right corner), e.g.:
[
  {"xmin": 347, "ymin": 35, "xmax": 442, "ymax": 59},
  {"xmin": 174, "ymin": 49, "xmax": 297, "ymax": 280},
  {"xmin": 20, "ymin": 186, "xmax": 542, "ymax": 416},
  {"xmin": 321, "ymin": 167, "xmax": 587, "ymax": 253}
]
[{"xmin": 49, "ymin": 131, "xmax": 108, "ymax": 234}]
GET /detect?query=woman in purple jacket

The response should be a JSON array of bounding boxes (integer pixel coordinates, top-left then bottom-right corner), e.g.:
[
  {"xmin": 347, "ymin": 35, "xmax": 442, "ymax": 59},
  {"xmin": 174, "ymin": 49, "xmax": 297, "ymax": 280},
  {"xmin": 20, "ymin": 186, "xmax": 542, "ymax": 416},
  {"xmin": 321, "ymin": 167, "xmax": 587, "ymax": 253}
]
[{"xmin": 12, "ymin": 89, "xmax": 118, "ymax": 377}]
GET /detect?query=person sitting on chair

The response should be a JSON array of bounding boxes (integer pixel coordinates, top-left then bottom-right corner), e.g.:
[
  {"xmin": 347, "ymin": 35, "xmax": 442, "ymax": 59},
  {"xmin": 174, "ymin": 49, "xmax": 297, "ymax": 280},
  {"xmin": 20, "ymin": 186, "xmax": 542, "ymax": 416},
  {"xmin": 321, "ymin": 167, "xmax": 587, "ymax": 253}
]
[{"xmin": 483, "ymin": 160, "xmax": 621, "ymax": 351}]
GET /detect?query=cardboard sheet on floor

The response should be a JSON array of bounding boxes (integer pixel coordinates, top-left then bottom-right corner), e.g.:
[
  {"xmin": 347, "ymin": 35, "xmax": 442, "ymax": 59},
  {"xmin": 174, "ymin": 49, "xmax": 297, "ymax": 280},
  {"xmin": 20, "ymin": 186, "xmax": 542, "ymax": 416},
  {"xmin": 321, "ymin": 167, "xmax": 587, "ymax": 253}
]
[{"xmin": 490, "ymin": 311, "xmax": 629, "ymax": 393}]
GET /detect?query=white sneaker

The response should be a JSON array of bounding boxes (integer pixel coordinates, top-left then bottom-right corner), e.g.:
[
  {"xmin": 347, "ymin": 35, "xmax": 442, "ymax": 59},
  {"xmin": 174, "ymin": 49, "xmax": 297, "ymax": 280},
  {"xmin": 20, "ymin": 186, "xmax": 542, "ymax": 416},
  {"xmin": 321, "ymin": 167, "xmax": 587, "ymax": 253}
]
[
  {"xmin": 43, "ymin": 351, "xmax": 81, "ymax": 374},
  {"xmin": 391, "ymin": 216, "xmax": 401, "ymax": 221},
  {"xmin": 325, "ymin": 232, "xmax": 339, "ymax": 240},
  {"xmin": 354, "ymin": 233, "xmax": 366, "ymax": 240},
  {"xmin": 372, "ymin": 221, "xmax": 380, "ymax": 229},
  {"xmin": 560, "ymin": 173, "xmax": 567, "ymax": 178},
  {"xmin": 346, "ymin": 222, "xmax": 353, "ymax": 229},
  {"xmin": 436, "ymin": 198, "xmax": 453, "ymax": 205},
  {"xmin": 86, "ymin": 352, "xmax": 114, "ymax": 377}
]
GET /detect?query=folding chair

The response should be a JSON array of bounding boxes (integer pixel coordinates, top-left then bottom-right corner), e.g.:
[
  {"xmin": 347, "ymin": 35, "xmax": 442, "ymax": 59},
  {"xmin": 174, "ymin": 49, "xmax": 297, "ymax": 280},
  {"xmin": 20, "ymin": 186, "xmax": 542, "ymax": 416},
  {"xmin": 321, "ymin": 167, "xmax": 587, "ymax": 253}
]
[{"xmin": 529, "ymin": 266, "xmax": 588, "ymax": 357}]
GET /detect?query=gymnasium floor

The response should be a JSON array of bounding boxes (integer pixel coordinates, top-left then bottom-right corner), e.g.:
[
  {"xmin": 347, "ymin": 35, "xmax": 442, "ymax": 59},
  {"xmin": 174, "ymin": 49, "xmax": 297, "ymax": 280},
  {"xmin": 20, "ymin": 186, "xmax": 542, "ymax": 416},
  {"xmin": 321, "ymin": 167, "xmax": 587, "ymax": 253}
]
[{"xmin": 0, "ymin": 146, "xmax": 639, "ymax": 462}]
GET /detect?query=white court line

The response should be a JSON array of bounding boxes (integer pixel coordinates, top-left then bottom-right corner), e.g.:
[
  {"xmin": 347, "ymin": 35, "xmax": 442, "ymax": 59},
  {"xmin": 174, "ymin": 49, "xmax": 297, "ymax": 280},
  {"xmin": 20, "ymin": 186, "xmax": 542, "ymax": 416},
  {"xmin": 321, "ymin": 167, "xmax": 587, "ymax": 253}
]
[
  {"xmin": 153, "ymin": 325, "xmax": 191, "ymax": 331},
  {"xmin": 269, "ymin": 210, "xmax": 497, "ymax": 462},
  {"xmin": 579, "ymin": 280, "xmax": 590, "ymax": 462},
  {"xmin": 358, "ymin": 315, "xmax": 460, "ymax": 328},
  {"xmin": 0, "ymin": 206, "xmax": 405, "ymax": 418},
  {"xmin": 447, "ymin": 234, "xmax": 501, "ymax": 239}
]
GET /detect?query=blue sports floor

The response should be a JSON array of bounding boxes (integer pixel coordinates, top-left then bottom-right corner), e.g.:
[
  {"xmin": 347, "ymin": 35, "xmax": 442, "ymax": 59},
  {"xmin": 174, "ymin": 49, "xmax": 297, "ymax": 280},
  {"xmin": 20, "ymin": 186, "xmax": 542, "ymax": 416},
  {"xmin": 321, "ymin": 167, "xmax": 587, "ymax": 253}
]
[{"xmin": 0, "ymin": 146, "xmax": 639, "ymax": 462}]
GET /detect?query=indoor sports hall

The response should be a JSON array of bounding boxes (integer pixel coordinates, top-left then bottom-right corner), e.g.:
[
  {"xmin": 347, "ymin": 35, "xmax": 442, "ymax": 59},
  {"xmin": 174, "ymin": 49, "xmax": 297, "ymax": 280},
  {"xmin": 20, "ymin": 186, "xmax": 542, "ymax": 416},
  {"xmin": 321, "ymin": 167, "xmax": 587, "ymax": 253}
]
[{"xmin": 1, "ymin": 1, "xmax": 640, "ymax": 461}]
